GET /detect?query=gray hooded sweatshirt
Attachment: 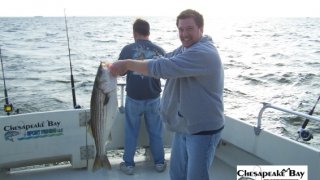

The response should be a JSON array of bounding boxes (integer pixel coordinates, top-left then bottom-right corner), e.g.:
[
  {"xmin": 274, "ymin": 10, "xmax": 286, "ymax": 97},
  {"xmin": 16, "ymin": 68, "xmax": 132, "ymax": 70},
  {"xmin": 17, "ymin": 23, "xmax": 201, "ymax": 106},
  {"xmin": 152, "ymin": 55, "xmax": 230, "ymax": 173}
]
[{"xmin": 148, "ymin": 35, "xmax": 224, "ymax": 134}]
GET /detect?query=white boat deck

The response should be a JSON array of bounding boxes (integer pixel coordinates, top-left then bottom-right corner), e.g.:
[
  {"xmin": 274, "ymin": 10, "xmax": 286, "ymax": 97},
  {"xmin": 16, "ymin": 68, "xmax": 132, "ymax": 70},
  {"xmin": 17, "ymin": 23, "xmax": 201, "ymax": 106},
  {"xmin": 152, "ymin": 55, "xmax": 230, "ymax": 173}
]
[{"xmin": 0, "ymin": 154, "xmax": 235, "ymax": 180}]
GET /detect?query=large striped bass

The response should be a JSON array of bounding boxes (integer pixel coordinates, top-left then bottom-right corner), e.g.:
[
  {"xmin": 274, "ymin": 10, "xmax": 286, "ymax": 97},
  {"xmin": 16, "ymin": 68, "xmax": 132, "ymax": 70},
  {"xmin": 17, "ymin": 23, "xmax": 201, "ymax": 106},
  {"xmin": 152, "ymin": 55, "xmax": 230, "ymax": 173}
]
[{"xmin": 90, "ymin": 62, "xmax": 118, "ymax": 171}]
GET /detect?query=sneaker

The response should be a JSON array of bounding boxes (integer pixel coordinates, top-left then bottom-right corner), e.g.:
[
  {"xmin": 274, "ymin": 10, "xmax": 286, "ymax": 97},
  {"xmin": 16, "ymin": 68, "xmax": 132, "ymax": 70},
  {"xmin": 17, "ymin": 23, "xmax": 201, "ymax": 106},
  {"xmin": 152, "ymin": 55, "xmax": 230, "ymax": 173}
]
[
  {"xmin": 155, "ymin": 162, "xmax": 166, "ymax": 172},
  {"xmin": 120, "ymin": 162, "xmax": 134, "ymax": 175}
]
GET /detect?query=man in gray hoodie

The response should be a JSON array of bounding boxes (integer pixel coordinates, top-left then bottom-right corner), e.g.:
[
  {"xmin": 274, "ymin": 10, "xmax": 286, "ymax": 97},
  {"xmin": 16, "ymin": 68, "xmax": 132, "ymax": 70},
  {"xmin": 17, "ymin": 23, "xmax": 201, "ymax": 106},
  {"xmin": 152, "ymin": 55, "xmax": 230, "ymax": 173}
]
[{"xmin": 108, "ymin": 9, "xmax": 224, "ymax": 180}]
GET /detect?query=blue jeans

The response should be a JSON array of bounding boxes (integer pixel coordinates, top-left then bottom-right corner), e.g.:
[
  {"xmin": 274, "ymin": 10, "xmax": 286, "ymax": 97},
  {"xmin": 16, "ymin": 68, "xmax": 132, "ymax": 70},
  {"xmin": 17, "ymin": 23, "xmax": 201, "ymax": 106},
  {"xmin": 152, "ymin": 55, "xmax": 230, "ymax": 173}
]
[
  {"xmin": 123, "ymin": 96, "xmax": 164, "ymax": 166},
  {"xmin": 169, "ymin": 131, "xmax": 222, "ymax": 180}
]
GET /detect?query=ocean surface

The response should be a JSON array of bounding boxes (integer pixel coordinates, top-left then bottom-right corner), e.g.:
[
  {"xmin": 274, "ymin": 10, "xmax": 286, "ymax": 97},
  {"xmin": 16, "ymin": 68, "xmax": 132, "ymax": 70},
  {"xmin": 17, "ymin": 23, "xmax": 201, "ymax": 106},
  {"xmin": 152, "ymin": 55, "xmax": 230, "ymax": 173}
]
[{"xmin": 0, "ymin": 16, "xmax": 319, "ymax": 147}]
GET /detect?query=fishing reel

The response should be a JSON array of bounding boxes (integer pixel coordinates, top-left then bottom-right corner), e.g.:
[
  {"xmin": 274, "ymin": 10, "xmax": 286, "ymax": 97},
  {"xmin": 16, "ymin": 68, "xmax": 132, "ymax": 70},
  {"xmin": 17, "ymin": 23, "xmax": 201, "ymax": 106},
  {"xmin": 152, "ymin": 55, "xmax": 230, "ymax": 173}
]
[
  {"xmin": 297, "ymin": 128, "xmax": 313, "ymax": 141},
  {"xmin": 3, "ymin": 103, "xmax": 20, "ymax": 115},
  {"xmin": 296, "ymin": 96, "xmax": 320, "ymax": 142},
  {"xmin": 4, "ymin": 103, "xmax": 13, "ymax": 114}
]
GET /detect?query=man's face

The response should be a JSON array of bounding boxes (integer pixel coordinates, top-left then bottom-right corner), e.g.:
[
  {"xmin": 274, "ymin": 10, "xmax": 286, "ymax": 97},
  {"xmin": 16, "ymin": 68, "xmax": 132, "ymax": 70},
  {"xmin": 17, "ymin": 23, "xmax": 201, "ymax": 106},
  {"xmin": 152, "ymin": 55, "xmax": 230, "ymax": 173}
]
[{"xmin": 177, "ymin": 17, "xmax": 203, "ymax": 48}]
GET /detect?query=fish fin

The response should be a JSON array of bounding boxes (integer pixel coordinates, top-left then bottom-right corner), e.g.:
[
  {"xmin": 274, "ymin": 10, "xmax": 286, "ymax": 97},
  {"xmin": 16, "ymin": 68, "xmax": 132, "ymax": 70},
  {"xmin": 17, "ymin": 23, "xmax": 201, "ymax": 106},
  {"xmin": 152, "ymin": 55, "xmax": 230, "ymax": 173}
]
[
  {"xmin": 108, "ymin": 133, "xmax": 112, "ymax": 142},
  {"xmin": 104, "ymin": 95, "xmax": 110, "ymax": 105}
]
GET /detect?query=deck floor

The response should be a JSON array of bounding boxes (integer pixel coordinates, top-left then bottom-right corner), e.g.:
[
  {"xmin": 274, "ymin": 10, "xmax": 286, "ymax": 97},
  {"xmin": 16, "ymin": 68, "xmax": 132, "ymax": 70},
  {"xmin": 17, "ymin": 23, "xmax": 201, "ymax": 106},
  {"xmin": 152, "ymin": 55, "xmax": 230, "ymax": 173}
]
[{"xmin": 0, "ymin": 154, "xmax": 236, "ymax": 180}]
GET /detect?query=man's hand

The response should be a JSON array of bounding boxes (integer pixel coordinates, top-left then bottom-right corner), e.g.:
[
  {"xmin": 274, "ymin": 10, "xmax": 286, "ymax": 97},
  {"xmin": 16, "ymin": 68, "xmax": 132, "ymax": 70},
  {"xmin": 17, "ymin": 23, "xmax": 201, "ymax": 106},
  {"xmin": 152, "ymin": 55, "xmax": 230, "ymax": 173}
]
[
  {"xmin": 106, "ymin": 59, "xmax": 149, "ymax": 77},
  {"xmin": 106, "ymin": 60, "xmax": 128, "ymax": 76}
]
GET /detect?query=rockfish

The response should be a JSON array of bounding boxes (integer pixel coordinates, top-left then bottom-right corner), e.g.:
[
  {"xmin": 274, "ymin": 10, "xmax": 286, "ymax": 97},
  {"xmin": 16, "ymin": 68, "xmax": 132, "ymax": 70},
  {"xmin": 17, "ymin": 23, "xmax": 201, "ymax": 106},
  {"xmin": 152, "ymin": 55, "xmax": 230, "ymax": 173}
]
[{"xmin": 90, "ymin": 62, "xmax": 118, "ymax": 171}]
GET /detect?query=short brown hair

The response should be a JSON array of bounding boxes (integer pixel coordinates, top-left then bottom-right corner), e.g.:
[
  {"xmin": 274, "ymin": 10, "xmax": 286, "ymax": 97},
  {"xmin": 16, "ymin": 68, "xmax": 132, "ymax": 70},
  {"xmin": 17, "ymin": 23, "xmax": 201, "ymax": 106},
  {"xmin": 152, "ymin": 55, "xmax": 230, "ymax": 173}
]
[
  {"xmin": 176, "ymin": 9, "xmax": 204, "ymax": 28},
  {"xmin": 133, "ymin": 18, "xmax": 150, "ymax": 36}
]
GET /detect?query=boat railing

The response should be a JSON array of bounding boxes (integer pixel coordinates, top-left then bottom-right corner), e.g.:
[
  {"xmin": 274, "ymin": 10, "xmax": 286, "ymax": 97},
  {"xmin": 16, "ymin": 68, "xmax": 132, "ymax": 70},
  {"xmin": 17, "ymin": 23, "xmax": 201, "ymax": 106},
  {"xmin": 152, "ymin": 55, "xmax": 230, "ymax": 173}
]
[
  {"xmin": 116, "ymin": 83, "xmax": 320, "ymax": 139},
  {"xmin": 117, "ymin": 82, "xmax": 126, "ymax": 113},
  {"xmin": 255, "ymin": 102, "xmax": 320, "ymax": 135},
  {"xmin": 116, "ymin": 81, "xmax": 165, "ymax": 113}
]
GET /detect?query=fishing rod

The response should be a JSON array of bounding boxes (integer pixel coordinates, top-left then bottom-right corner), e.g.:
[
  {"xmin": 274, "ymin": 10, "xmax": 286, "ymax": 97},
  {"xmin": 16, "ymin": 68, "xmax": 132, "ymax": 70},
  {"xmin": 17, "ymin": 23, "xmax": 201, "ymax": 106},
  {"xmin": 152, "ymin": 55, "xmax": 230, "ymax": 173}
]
[
  {"xmin": 0, "ymin": 47, "xmax": 14, "ymax": 115},
  {"xmin": 64, "ymin": 9, "xmax": 81, "ymax": 109},
  {"xmin": 297, "ymin": 95, "xmax": 320, "ymax": 141}
]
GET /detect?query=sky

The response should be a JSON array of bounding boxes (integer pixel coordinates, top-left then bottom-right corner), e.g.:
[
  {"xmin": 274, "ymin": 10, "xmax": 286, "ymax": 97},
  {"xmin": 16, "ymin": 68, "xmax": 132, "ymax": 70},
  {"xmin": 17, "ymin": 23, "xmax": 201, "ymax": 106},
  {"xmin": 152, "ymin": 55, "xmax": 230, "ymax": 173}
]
[{"xmin": 0, "ymin": 0, "xmax": 319, "ymax": 17}]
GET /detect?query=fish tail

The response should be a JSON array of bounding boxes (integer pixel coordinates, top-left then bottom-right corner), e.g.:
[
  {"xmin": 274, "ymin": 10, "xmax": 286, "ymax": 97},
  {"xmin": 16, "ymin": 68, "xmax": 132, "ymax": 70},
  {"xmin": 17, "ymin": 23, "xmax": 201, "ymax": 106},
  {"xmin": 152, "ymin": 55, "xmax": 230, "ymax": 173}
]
[
  {"xmin": 92, "ymin": 155, "xmax": 111, "ymax": 171},
  {"xmin": 102, "ymin": 155, "xmax": 112, "ymax": 169},
  {"xmin": 92, "ymin": 157, "xmax": 101, "ymax": 172}
]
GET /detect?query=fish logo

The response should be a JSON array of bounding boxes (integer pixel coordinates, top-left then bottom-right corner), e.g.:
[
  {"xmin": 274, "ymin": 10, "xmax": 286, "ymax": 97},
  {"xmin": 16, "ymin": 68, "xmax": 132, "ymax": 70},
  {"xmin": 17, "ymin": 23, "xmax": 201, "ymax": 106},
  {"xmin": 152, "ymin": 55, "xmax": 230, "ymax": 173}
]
[
  {"xmin": 238, "ymin": 177, "xmax": 255, "ymax": 180},
  {"xmin": 4, "ymin": 130, "xmax": 20, "ymax": 142}
]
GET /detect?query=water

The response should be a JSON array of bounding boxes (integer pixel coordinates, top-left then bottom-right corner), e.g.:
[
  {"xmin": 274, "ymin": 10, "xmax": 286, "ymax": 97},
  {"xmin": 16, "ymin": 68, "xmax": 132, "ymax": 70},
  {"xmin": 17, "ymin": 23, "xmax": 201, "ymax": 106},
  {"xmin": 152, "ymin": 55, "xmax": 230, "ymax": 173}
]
[{"xmin": 0, "ymin": 16, "xmax": 319, "ymax": 147}]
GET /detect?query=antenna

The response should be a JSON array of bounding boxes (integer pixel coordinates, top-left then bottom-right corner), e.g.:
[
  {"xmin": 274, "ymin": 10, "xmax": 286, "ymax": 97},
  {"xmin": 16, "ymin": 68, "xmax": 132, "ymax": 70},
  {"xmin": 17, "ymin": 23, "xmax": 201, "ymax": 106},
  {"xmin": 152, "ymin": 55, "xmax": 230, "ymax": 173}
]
[
  {"xmin": 0, "ymin": 47, "xmax": 14, "ymax": 115},
  {"xmin": 64, "ymin": 9, "xmax": 81, "ymax": 109}
]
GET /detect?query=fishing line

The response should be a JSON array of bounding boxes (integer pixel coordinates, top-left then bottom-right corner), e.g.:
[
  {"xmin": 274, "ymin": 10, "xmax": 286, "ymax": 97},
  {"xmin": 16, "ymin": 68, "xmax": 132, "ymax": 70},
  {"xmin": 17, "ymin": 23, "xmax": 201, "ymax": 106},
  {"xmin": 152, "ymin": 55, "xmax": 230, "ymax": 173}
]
[
  {"xmin": 0, "ymin": 47, "xmax": 14, "ymax": 115},
  {"xmin": 64, "ymin": 9, "xmax": 81, "ymax": 109}
]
